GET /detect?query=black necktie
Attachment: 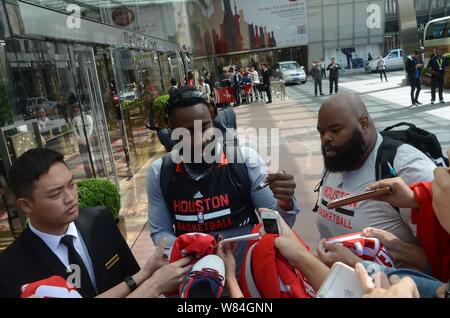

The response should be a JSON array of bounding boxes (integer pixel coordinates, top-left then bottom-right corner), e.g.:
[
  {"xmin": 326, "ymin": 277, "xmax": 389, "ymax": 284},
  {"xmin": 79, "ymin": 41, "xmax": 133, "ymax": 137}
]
[{"xmin": 60, "ymin": 235, "xmax": 96, "ymax": 297}]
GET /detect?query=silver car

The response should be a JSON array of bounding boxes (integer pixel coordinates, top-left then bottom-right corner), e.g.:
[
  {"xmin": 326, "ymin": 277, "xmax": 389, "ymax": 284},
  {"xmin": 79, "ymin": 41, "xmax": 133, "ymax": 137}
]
[
  {"xmin": 274, "ymin": 61, "xmax": 307, "ymax": 84},
  {"xmin": 365, "ymin": 49, "xmax": 404, "ymax": 72}
]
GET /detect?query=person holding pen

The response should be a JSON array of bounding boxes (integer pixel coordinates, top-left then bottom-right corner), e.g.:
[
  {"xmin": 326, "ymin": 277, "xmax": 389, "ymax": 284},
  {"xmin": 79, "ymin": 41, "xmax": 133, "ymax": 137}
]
[
  {"xmin": 147, "ymin": 87, "xmax": 300, "ymax": 274},
  {"xmin": 314, "ymin": 93, "xmax": 437, "ymax": 268}
]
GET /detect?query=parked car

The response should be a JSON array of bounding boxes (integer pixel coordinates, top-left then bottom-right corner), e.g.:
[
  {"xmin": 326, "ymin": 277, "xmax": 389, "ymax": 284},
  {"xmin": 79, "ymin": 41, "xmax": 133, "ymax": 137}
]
[
  {"xmin": 365, "ymin": 49, "xmax": 404, "ymax": 72},
  {"xmin": 119, "ymin": 87, "xmax": 136, "ymax": 103},
  {"xmin": 273, "ymin": 61, "xmax": 307, "ymax": 84}
]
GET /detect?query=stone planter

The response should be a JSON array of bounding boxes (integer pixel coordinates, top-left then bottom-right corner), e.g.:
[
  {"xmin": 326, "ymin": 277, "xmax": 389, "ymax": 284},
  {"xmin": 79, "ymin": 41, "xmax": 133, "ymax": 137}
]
[
  {"xmin": 422, "ymin": 76, "xmax": 431, "ymax": 87},
  {"xmin": 423, "ymin": 69, "xmax": 450, "ymax": 88},
  {"xmin": 445, "ymin": 69, "xmax": 450, "ymax": 88},
  {"xmin": 155, "ymin": 112, "xmax": 167, "ymax": 128},
  {"xmin": 116, "ymin": 215, "xmax": 127, "ymax": 241}
]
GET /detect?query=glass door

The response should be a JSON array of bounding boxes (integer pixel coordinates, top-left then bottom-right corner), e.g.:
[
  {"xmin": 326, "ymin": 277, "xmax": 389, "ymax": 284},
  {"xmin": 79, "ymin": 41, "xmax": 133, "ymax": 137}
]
[
  {"xmin": 70, "ymin": 44, "xmax": 117, "ymax": 185},
  {"xmin": 93, "ymin": 47, "xmax": 132, "ymax": 181}
]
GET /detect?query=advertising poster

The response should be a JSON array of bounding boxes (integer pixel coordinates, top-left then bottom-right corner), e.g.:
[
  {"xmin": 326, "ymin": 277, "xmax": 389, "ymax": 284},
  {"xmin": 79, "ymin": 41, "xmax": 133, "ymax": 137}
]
[{"xmin": 190, "ymin": 0, "xmax": 308, "ymax": 56}]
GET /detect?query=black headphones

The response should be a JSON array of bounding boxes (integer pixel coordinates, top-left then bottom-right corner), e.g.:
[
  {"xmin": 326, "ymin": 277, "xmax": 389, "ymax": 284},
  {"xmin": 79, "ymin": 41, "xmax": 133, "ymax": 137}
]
[{"xmin": 164, "ymin": 89, "xmax": 217, "ymax": 119}]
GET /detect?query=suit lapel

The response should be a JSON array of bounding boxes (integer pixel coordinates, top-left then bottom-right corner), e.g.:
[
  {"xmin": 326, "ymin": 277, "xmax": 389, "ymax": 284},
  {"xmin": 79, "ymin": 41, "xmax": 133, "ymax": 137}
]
[
  {"xmin": 75, "ymin": 212, "xmax": 100, "ymax": 285},
  {"xmin": 22, "ymin": 227, "xmax": 68, "ymax": 278}
]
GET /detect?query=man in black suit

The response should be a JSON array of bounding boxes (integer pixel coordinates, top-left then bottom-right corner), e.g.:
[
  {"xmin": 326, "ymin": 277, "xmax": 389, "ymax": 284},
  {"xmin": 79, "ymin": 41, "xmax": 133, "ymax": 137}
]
[
  {"xmin": 326, "ymin": 58, "xmax": 341, "ymax": 95},
  {"xmin": 0, "ymin": 149, "xmax": 191, "ymax": 298},
  {"xmin": 261, "ymin": 63, "xmax": 272, "ymax": 104}
]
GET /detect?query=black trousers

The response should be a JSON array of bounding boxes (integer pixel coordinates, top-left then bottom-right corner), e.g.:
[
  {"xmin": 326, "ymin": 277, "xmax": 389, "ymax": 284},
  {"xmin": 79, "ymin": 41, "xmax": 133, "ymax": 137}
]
[
  {"xmin": 321, "ymin": 68, "xmax": 326, "ymax": 79},
  {"xmin": 329, "ymin": 77, "xmax": 338, "ymax": 94},
  {"xmin": 379, "ymin": 69, "xmax": 387, "ymax": 81},
  {"xmin": 78, "ymin": 142, "xmax": 93, "ymax": 178},
  {"xmin": 314, "ymin": 79, "xmax": 323, "ymax": 96},
  {"xmin": 431, "ymin": 76, "xmax": 444, "ymax": 102},
  {"xmin": 410, "ymin": 78, "xmax": 421, "ymax": 104},
  {"xmin": 265, "ymin": 84, "xmax": 272, "ymax": 102},
  {"xmin": 253, "ymin": 84, "xmax": 263, "ymax": 101},
  {"xmin": 233, "ymin": 84, "xmax": 241, "ymax": 105}
]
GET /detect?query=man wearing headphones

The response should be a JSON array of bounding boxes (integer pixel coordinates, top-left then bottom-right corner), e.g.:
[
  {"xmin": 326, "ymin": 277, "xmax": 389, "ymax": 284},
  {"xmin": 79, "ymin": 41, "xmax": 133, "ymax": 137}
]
[{"xmin": 146, "ymin": 87, "xmax": 300, "ymax": 271}]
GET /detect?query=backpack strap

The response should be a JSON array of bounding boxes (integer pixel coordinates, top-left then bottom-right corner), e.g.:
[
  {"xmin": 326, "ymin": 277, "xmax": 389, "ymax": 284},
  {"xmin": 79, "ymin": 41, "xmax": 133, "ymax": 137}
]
[
  {"xmin": 375, "ymin": 136, "xmax": 403, "ymax": 181},
  {"xmin": 159, "ymin": 153, "xmax": 176, "ymax": 216},
  {"xmin": 225, "ymin": 146, "xmax": 258, "ymax": 223},
  {"xmin": 312, "ymin": 170, "xmax": 327, "ymax": 212},
  {"xmin": 383, "ymin": 122, "xmax": 415, "ymax": 132}
]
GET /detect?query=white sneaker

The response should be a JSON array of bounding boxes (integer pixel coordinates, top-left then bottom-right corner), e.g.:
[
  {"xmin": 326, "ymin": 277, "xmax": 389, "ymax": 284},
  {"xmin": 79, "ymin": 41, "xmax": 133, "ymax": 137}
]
[{"xmin": 179, "ymin": 255, "xmax": 225, "ymax": 298}]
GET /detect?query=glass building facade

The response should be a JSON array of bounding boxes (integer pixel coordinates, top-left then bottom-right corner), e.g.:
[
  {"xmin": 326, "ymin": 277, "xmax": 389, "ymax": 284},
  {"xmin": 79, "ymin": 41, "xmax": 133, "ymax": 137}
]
[
  {"xmin": 0, "ymin": 0, "xmax": 191, "ymax": 251},
  {"xmin": 307, "ymin": 0, "xmax": 385, "ymax": 71}
]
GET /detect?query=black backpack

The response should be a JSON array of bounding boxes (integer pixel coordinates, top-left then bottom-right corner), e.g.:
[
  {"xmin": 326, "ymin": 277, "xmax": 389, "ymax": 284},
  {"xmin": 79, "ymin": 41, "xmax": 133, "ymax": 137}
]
[
  {"xmin": 313, "ymin": 122, "xmax": 448, "ymax": 212},
  {"xmin": 376, "ymin": 122, "xmax": 448, "ymax": 180},
  {"xmin": 159, "ymin": 146, "xmax": 252, "ymax": 218}
]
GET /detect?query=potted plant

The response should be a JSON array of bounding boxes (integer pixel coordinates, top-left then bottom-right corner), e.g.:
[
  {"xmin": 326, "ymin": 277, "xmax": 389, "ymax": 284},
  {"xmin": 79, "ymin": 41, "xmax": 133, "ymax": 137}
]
[
  {"xmin": 76, "ymin": 179, "xmax": 126, "ymax": 240},
  {"xmin": 444, "ymin": 53, "xmax": 450, "ymax": 88},
  {"xmin": 421, "ymin": 66, "xmax": 431, "ymax": 87},
  {"xmin": 151, "ymin": 94, "xmax": 169, "ymax": 128},
  {"xmin": 422, "ymin": 53, "xmax": 450, "ymax": 88}
]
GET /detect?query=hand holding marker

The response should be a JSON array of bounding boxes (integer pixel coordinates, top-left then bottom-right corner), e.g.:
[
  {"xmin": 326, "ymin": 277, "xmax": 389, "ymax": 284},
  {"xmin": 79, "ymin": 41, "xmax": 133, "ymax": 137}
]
[{"xmin": 256, "ymin": 170, "xmax": 286, "ymax": 191}]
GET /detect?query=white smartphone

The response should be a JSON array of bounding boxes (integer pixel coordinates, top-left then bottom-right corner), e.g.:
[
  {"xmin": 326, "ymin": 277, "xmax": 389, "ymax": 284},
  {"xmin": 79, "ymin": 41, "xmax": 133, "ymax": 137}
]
[
  {"xmin": 261, "ymin": 210, "xmax": 281, "ymax": 235},
  {"xmin": 316, "ymin": 262, "xmax": 364, "ymax": 298}
]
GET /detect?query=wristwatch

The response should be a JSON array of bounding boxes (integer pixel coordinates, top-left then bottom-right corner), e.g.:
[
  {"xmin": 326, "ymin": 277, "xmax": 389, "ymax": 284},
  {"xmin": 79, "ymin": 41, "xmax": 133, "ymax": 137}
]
[
  {"xmin": 125, "ymin": 276, "xmax": 137, "ymax": 292},
  {"xmin": 445, "ymin": 280, "xmax": 450, "ymax": 299}
]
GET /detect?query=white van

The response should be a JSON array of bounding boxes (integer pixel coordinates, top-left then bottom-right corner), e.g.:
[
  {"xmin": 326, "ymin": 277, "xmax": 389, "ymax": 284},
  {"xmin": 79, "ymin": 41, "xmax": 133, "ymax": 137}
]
[{"xmin": 365, "ymin": 49, "xmax": 404, "ymax": 72}]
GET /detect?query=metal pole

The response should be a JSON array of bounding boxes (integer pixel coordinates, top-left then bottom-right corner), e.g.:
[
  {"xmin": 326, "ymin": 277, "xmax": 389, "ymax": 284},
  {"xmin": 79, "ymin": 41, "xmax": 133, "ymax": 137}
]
[{"xmin": 397, "ymin": 0, "xmax": 420, "ymax": 83}]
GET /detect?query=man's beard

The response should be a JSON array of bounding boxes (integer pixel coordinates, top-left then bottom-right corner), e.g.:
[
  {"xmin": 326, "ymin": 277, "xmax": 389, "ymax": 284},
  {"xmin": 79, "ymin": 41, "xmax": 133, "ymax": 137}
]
[
  {"xmin": 185, "ymin": 139, "xmax": 219, "ymax": 174},
  {"xmin": 322, "ymin": 129, "xmax": 367, "ymax": 172}
]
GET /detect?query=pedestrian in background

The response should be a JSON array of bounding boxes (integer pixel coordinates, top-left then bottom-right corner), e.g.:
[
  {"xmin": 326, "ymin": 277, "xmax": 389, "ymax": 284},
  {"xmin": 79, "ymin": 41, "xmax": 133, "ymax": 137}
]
[
  {"xmin": 231, "ymin": 67, "xmax": 242, "ymax": 106},
  {"xmin": 405, "ymin": 50, "xmax": 424, "ymax": 107},
  {"xmin": 310, "ymin": 61, "xmax": 325, "ymax": 97},
  {"xmin": 261, "ymin": 63, "xmax": 272, "ymax": 104},
  {"xmin": 249, "ymin": 66, "xmax": 263, "ymax": 102},
  {"xmin": 320, "ymin": 58, "xmax": 326, "ymax": 79},
  {"xmin": 377, "ymin": 55, "xmax": 388, "ymax": 82},
  {"xmin": 326, "ymin": 58, "xmax": 341, "ymax": 95},
  {"xmin": 427, "ymin": 48, "xmax": 448, "ymax": 104}
]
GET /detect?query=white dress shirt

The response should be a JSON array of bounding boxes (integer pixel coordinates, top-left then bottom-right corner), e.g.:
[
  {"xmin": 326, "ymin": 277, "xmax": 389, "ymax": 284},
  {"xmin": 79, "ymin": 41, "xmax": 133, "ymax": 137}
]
[{"xmin": 29, "ymin": 222, "xmax": 97, "ymax": 290}]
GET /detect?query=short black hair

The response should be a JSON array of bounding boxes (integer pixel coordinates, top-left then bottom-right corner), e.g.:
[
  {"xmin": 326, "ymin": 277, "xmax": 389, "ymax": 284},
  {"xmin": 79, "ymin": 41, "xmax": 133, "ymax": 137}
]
[
  {"xmin": 414, "ymin": 50, "xmax": 420, "ymax": 54},
  {"xmin": 170, "ymin": 78, "xmax": 177, "ymax": 86},
  {"xmin": 9, "ymin": 148, "xmax": 66, "ymax": 199},
  {"xmin": 165, "ymin": 87, "xmax": 211, "ymax": 124}
]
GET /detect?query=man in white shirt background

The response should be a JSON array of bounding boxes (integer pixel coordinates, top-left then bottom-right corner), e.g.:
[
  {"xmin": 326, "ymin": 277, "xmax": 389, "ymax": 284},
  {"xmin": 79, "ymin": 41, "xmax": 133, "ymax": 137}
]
[
  {"xmin": 249, "ymin": 66, "xmax": 263, "ymax": 102},
  {"xmin": 198, "ymin": 77, "xmax": 211, "ymax": 100},
  {"xmin": 71, "ymin": 104, "xmax": 94, "ymax": 178}
]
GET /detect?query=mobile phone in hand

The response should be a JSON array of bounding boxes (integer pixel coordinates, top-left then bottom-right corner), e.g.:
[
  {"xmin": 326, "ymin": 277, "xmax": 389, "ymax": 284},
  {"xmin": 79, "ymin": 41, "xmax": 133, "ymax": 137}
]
[
  {"xmin": 327, "ymin": 186, "xmax": 391, "ymax": 209},
  {"xmin": 316, "ymin": 262, "xmax": 364, "ymax": 298},
  {"xmin": 261, "ymin": 210, "xmax": 281, "ymax": 234}
]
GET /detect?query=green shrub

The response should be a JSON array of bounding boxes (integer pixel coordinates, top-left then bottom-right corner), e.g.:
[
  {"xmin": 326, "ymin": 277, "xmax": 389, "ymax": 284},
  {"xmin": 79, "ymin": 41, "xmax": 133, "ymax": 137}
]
[
  {"xmin": 77, "ymin": 179, "xmax": 121, "ymax": 219},
  {"xmin": 444, "ymin": 53, "xmax": 450, "ymax": 63},
  {"xmin": 152, "ymin": 95, "xmax": 170, "ymax": 113}
]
